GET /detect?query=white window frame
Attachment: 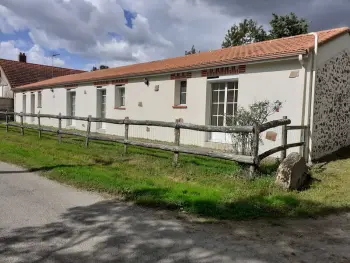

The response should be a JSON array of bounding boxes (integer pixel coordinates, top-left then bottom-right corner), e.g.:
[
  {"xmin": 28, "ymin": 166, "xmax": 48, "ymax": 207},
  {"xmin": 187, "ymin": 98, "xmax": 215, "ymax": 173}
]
[
  {"xmin": 179, "ymin": 81, "xmax": 187, "ymax": 105},
  {"xmin": 210, "ymin": 81, "xmax": 238, "ymax": 127},
  {"xmin": 115, "ymin": 85, "xmax": 125, "ymax": 108},
  {"xmin": 37, "ymin": 91, "xmax": 42, "ymax": 108},
  {"xmin": 174, "ymin": 80, "xmax": 187, "ymax": 106}
]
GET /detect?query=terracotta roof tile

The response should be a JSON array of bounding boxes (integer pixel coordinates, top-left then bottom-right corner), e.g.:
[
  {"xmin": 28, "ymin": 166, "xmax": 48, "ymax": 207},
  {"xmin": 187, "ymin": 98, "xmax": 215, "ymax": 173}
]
[
  {"xmin": 0, "ymin": 59, "xmax": 85, "ymax": 89},
  {"xmin": 17, "ymin": 27, "xmax": 349, "ymax": 90}
]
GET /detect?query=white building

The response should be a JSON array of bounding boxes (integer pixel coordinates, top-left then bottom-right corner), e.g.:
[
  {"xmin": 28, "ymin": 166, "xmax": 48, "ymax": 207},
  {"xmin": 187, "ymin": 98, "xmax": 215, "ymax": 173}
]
[{"xmin": 14, "ymin": 27, "xmax": 350, "ymax": 161}]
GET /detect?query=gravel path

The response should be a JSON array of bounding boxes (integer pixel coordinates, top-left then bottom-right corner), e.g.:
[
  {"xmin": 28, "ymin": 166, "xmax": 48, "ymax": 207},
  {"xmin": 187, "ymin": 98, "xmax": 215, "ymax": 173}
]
[{"xmin": 0, "ymin": 161, "xmax": 349, "ymax": 263}]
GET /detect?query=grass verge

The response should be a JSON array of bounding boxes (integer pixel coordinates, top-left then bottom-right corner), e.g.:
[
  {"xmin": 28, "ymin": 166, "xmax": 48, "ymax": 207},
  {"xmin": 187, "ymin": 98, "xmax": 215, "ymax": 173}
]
[{"xmin": 0, "ymin": 126, "xmax": 349, "ymax": 220}]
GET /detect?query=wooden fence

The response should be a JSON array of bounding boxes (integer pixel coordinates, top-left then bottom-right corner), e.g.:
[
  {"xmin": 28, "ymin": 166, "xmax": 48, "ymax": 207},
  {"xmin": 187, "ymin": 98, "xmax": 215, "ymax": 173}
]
[{"xmin": 0, "ymin": 111, "xmax": 308, "ymax": 177}]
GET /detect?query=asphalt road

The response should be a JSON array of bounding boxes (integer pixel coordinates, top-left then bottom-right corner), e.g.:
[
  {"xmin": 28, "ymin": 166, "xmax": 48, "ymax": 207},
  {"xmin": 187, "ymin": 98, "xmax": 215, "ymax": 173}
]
[{"xmin": 0, "ymin": 161, "xmax": 350, "ymax": 263}]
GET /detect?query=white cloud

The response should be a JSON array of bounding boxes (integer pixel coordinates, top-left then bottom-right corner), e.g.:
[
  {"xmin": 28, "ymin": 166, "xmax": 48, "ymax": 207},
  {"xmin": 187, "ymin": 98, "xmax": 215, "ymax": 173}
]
[
  {"xmin": 0, "ymin": 40, "xmax": 65, "ymax": 67},
  {"xmin": 0, "ymin": 0, "xmax": 243, "ymax": 67}
]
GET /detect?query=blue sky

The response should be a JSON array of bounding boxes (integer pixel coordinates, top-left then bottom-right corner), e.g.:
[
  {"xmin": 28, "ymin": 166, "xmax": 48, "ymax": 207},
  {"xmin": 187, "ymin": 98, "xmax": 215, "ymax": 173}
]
[{"xmin": 0, "ymin": 0, "xmax": 348, "ymax": 70}]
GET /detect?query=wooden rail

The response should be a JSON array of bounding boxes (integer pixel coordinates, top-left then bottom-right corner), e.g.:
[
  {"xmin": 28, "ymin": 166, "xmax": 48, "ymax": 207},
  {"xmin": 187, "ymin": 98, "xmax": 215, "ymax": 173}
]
[
  {"xmin": 0, "ymin": 111, "xmax": 256, "ymax": 168},
  {"xmin": 0, "ymin": 111, "xmax": 308, "ymax": 173}
]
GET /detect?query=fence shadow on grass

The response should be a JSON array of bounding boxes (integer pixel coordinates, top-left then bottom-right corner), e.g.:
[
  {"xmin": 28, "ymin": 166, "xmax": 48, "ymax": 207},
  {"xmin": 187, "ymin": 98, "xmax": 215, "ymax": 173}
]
[
  {"xmin": 0, "ymin": 164, "xmax": 94, "ymax": 174},
  {"xmin": 1, "ymin": 198, "xmax": 350, "ymax": 262}
]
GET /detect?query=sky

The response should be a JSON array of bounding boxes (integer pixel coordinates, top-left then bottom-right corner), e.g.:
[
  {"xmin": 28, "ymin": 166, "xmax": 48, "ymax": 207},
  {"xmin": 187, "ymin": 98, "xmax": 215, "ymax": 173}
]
[{"xmin": 0, "ymin": 0, "xmax": 349, "ymax": 71}]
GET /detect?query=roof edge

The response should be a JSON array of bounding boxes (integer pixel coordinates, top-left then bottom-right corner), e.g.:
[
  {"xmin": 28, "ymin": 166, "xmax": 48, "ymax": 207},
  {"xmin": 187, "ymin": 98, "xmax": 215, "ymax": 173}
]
[{"xmin": 15, "ymin": 52, "xmax": 304, "ymax": 91}]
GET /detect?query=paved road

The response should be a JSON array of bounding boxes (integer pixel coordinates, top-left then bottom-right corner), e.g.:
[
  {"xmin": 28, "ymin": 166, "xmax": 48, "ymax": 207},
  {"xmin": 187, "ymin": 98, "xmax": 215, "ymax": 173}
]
[{"xmin": 1, "ymin": 161, "xmax": 350, "ymax": 263}]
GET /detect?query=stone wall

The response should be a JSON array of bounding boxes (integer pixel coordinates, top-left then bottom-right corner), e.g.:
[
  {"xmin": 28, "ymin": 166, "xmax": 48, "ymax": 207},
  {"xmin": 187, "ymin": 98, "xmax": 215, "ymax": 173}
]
[{"xmin": 312, "ymin": 49, "xmax": 350, "ymax": 160}]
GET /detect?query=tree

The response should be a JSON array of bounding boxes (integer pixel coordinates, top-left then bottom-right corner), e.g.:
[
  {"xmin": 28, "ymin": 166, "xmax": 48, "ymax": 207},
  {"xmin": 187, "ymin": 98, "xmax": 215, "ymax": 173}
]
[
  {"xmin": 226, "ymin": 100, "xmax": 282, "ymax": 154},
  {"xmin": 269, "ymin": 12, "xmax": 308, "ymax": 39},
  {"xmin": 222, "ymin": 19, "xmax": 267, "ymax": 48},
  {"xmin": 91, "ymin": 65, "xmax": 109, "ymax": 71},
  {"xmin": 185, "ymin": 45, "xmax": 199, "ymax": 55},
  {"xmin": 222, "ymin": 13, "xmax": 308, "ymax": 48}
]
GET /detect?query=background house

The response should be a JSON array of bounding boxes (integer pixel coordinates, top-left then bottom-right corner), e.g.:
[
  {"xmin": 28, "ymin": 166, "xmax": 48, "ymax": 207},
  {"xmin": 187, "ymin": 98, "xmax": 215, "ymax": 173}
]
[
  {"xmin": 0, "ymin": 53, "xmax": 84, "ymax": 112},
  {"xmin": 14, "ymin": 27, "xmax": 350, "ymax": 161}
]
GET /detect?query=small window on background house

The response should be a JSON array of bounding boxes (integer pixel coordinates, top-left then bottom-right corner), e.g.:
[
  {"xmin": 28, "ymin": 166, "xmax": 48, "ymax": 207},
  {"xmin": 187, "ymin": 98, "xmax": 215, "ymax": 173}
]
[
  {"xmin": 179, "ymin": 81, "xmax": 187, "ymax": 105},
  {"xmin": 37, "ymin": 91, "xmax": 42, "ymax": 108},
  {"xmin": 115, "ymin": 86, "xmax": 125, "ymax": 108}
]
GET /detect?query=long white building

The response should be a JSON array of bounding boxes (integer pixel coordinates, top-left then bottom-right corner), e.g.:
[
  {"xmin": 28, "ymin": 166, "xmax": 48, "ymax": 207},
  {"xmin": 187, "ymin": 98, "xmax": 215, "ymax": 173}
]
[{"xmin": 13, "ymin": 27, "xmax": 350, "ymax": 161}]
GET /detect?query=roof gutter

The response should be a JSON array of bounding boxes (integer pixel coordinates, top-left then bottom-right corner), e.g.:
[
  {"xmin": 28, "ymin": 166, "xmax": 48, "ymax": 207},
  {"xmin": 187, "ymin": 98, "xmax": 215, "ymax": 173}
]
[{"xmin": 15, "ymin": 53, "xmax": 304, "ymax": 92}]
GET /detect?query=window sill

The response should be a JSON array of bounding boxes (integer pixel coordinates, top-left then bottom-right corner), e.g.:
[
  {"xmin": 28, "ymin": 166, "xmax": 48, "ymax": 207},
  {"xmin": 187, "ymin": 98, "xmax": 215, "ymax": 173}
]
[
  {"xmin": 114, "ymin": 107, "xmax": 126, "ymax": 110},
  {"xmin": 172, "ymin": 105, "xmax": 187, "ymax": 109}
]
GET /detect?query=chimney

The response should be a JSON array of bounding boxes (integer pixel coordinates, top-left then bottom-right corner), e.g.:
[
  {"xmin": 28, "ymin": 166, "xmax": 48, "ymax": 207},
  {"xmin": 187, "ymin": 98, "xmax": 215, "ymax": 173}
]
[{"xmin": 18, "ymin": 52, "xmax": 27, "ymax": 63}]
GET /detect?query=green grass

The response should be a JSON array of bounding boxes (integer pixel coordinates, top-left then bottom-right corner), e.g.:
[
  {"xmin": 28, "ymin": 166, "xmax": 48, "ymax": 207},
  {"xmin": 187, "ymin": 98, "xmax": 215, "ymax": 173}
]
[{"xmin": 0, "ymin": 126, "xmax": 349, "ymax": 220}]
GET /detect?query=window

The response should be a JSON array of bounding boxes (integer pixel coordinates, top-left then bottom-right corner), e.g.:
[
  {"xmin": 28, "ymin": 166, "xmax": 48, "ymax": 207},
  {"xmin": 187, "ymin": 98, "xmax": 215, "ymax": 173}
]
[
  {"xmin": 180, "ymin": 81, "xmax": 187, "ymax": 105},
  {"xmin": 211, "ymin": 81, "xmax": 238, "ymax": 127},
  {"xmin": 67, "ymin": 91, "xmax": 76, "ymax": 126},
  {"xmin": 37, "ymin": 91, "xmax": 42, "ymax": 108},
  {"xmin": 115, "ymin": 86, "xmax": 125, "ymax": 108},
  {"xmin": 174, "ymin": 80, "xmax": 187, "ymax": 107}
]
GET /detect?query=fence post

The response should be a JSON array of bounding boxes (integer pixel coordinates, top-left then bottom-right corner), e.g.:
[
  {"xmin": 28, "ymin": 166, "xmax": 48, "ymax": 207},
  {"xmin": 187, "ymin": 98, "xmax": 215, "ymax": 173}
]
[
  {"xmin": 249, "ymin": 123, "xmax": 260, "ymax": 178},
  {"xmin": 58, "ymin": 112, "xmax": 62, "ymax": 143},
  {"xmin": 124, "ymin": 117, "xmax": 129, "ymax": 154},
  {"xmin": 280, "ymin": 116, "xmax": 288, "ymax": 161},
  {"xmin": 20, "ymin": 112, "xmax": 24, "ymax": 136},
  {"xmin": 172, "ymin": 119, "xmax": 181, "ymax": 167},
  {"xmin": 85, "ymin": 115, "xmax": 92, "ymax": 147},
  {"xmin": 5, "ymin": 110, "xmax": 8, "ymax": 132},
  {"xmin": 38, "ymin": 111, "xmax": 41, "ymax": 139}
]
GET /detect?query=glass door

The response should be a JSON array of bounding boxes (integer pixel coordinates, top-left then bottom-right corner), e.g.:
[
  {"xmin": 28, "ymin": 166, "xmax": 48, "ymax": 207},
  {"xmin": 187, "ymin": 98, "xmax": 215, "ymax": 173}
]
[
  {"xmin": 210, "ymin": 81, "xmax": 238, "ymax": 143},
  {"xmin": 67, "ymin": 91, "xmax": 76, "ymax": 126},
  {"xmin": 97, "ymin": 89, "xmax": 106, "ymax": 129},
  {"xmin": 31, "ymin": 93, "xmax": 35, "ymax": 122}
]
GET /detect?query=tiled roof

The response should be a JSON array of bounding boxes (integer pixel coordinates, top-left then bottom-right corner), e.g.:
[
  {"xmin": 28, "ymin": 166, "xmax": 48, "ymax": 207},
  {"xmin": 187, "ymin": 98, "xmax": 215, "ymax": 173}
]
[
  {"xmin": 0, "ymin": 59, "xmax": 85, "ymax": 89},
  {"xmin": 17, "ymin": 27, "xmax": 349, "ymax": 90}
]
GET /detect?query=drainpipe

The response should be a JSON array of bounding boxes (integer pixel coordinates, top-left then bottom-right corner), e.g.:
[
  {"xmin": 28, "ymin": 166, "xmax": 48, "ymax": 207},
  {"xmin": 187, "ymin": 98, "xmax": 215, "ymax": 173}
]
[
  {"xmin": 299, "ymin": 54, "xmax": 307, "ymax": 155},
  {"xmin": 305, "ymin": 32, "xmax": 318, "ymax": 163}
]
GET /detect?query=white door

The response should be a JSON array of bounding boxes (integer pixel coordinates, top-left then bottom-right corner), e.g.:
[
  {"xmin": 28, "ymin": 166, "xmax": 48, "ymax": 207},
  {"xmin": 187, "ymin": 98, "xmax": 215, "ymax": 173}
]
[{"xmin": 210, "ymin": 81, "xmax": 238, "ymax": 143}]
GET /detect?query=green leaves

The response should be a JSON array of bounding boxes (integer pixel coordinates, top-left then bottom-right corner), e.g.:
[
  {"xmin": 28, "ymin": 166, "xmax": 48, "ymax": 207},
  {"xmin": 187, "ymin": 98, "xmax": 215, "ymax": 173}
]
[
  {"xmin": 222, "ymin": 19, "xmax": 267, "ymax": 48},
  {"xmin": 222, "ymin": 13, "xmax": 309, "ymax": 48},
  {"xmin": 269, "ymin": 12, "xmax": 309, "ymax": 39}
]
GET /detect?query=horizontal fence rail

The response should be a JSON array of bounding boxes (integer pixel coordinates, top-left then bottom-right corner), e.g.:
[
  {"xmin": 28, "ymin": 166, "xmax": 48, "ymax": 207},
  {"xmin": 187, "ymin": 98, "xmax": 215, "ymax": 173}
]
[
  {"xmin": 0, "ymin": 111, "xmax": 256, "ymax": 170},
  {"xmin": 0, "ymin": 112, "xmax": 308, "ymax": 174}
]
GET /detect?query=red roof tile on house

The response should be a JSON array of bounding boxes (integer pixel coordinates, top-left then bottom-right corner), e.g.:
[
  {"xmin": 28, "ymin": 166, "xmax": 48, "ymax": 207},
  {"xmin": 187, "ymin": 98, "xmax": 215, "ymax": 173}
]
[
  {"xmin": 16, "ymin": 27, "xmax": 350, "ymax": 91},
  {"xmin": 0, "ymin": 59, "xmax": 85, "ymax": 89}
]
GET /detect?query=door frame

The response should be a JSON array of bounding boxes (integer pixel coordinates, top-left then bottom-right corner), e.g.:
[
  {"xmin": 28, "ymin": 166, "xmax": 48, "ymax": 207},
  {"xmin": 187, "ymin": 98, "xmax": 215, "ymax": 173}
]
[{"xmin": 207, "ymin": 76, "xmax": 239, "ymax": 143}]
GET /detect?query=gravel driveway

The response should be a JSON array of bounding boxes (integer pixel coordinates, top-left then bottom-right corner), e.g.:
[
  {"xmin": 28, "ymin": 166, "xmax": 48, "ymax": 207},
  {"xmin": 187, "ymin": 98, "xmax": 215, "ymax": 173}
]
[{"xmin": 0, "ymin": 161, "xmax": 349, "ymax": 263}]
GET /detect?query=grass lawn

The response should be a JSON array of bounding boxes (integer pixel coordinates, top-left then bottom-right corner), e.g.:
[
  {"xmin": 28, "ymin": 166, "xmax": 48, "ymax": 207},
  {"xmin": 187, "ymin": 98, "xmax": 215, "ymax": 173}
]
[{"xmin": 0, "ymin": 126, "xmax": 349, "ymax": 220}]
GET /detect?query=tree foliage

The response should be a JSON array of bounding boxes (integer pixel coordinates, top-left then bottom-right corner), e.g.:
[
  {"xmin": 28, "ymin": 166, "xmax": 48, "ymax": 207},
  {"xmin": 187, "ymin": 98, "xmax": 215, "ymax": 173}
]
[
  {"xmin": 222, "ymin": 19, "xmax": 267, "ymax": 48},
  {"xmin": 185, "ymin": 45, "xmax": 199, "ymax": 55},
  {"xmin": 222, "ymin": 13, "xmax": 309, "ymax": 48},
  {"xmin": 269, "ymin": 12, "xmax": 309, "ymax": 39},
  {"xmin": 91, "ymin": 65, "xmax": 109, "ymax": 71},
  {"xmin": 226, "ymin": 100, "xmax": 282, "ymax": 155}
]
